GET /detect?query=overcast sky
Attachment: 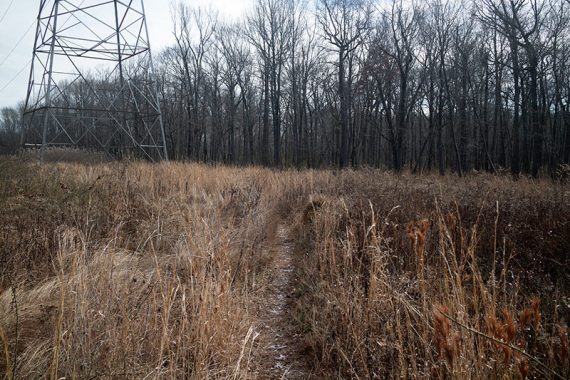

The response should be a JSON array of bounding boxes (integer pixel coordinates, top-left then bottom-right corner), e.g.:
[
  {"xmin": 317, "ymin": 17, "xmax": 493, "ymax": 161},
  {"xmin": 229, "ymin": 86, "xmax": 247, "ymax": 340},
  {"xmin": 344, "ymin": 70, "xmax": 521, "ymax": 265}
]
[{"xmin": 0, "ymin": 0, "xmax": 251, "ymax": 109}]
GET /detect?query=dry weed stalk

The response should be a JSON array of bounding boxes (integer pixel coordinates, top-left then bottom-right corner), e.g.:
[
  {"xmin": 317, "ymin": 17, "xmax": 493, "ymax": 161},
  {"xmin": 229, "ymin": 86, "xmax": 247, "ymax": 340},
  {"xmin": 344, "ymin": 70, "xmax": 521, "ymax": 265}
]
[
  {"xmin": 0, "ymin": 325, "xmax": 12, "ymax": 380},
  {"xmin": 406, "ymin": 218, "xmax": 429, "ymax": 274},
  {"xmin": 558, "ymin": 326, "xmax": 569, "ymax": 364},
  {"xmin": 433, "ymin": 305, "xmax": 461, "ymax": 366},
  {"xmin": 0, "ymin": 160, "xmax": 295, "ymax": 378},
  {"xmin": 442, "ymin": 308, "xmax": 564, "ymax": 379},
  {"xmin": 0, "ymin": 159, "xmax": 568, "ymax": 378},
  {"xmin": 291, "ymin": 170, "xmax": 569, "ymax": 378}
]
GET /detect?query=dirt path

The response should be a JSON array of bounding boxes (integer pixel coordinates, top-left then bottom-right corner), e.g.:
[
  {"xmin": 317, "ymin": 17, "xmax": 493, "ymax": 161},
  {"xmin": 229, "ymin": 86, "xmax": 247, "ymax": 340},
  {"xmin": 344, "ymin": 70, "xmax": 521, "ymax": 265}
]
[{"xmin": 250, "ymin": 225, "xmax": 309, "ymax": 379}]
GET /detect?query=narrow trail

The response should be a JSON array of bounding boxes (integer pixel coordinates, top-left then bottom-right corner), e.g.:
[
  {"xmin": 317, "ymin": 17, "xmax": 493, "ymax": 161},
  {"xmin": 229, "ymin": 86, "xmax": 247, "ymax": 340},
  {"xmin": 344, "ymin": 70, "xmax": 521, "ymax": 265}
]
[{"xmin": 250, "ymin": 224, "xmax": 309, "ymax": 379}]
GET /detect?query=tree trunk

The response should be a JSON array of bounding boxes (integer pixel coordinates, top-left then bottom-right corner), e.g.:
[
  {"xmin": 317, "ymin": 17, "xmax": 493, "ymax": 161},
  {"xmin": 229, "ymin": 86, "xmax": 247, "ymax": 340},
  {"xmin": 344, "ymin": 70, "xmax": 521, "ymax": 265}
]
[
  {"xmin": 262, "ymin": 60, "xmax": 270, "ymax": 165},
  {"xmin": 339, "ymin": 47, "xmax": 349, "ymax": 168},
  {"xmin": 527, "ymin": 48, "xmax": 542, "ymax": 177},
  {"xmin": 511, "ymin": 39, "xmax": 521, "ymax": 176}
]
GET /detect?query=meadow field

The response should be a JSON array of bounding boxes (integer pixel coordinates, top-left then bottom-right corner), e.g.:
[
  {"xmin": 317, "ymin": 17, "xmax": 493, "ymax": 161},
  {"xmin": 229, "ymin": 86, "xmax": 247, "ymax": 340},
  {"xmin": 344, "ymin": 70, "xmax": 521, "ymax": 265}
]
[{"xmin": 0, "ymin": 157, "xmax": 568, "ymax": 379}]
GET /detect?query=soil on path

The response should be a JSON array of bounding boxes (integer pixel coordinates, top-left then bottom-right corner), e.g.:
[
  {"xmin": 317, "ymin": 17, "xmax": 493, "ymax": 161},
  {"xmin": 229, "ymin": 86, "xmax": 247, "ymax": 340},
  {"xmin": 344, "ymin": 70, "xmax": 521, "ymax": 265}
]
[{"xmin": 250, "ymin": 225, "xmax": 310, "ymax": 379}]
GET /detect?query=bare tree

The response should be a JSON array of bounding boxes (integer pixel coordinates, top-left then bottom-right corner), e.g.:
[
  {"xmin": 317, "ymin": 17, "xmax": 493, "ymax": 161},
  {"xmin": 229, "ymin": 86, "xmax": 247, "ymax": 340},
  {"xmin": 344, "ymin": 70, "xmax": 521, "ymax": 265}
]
[
  {"xmin": 7, "ymin": 0, "xmax": 569, "ymax": 175},
  {"xmin": 171, "ymin": 3, "xmax": 218, "ymax": 160},
  {"xmin": 246, "ymin": 0, "xmax": 294, "ymax": 166},
  {"xmin": 1, "ymin": 105, "xmax": 23, "ymax": 154},
  {"xmin": 373, "ymin": 1, "xmax": 422, "ymax": 172},
  {"xmin": 479, "ymin": 0, "xmax": 546, "ymax": 176},
  {"xmin": 317, "ymin": 0, "xmax": 371, "ymax": 168},
  {"xmin": 218, "ymin": 24, "xmax": 253, "ymax": 163}
]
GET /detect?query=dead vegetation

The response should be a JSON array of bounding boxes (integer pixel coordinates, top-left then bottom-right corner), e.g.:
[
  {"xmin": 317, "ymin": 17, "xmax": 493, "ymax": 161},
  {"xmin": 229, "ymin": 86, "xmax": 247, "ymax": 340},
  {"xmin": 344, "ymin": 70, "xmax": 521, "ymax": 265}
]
[
  {"xmin": 0, "ymin": 157, "xmax": 568, "ymax": 378},
  {"xmin": 291, "ymin": 170, "xmax": 570, "ymax": 379}
]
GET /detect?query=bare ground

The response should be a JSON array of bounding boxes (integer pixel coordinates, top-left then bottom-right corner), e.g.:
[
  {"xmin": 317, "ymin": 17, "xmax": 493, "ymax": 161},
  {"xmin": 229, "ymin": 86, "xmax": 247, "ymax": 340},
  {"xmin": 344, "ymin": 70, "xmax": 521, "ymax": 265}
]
[{"xmin": 249, "ymin": 225, "xmax": 310, "ymax": 379}]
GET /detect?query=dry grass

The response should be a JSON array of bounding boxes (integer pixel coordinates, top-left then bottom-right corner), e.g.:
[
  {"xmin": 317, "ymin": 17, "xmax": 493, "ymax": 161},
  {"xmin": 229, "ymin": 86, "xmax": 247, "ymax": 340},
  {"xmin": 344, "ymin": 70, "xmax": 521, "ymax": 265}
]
[
  {"xmin": 291, "ymin": 170, "xmax": 570, "ymax": 379},
  {"xmin": 0, "ymin": 158, "xmax": 290, "ymax": 378},
  {"xmin": 0, "ymin": 157, "xmax": 568, "ymax": 378}
]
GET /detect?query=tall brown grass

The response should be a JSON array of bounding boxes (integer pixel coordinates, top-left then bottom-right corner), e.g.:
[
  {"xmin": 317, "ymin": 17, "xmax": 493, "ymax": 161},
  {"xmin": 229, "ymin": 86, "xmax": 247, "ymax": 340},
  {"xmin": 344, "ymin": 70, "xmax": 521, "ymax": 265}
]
[
  {"xmin": 0, "ymin": 157, "xmax": 568, "ymax": 378},
  {"xmin": 0, "ymin": 158, "xmax": 297, "ymax": 378},
  {"xmin": 291, "ymin": 170, "xmax": 570, "ymax": 378}
]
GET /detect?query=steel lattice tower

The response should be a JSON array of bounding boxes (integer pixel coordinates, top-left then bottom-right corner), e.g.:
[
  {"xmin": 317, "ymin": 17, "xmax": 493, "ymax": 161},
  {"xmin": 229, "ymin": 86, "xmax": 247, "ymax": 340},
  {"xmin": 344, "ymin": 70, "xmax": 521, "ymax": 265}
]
[{"xmin": 22, "ymin": 0, "xmax": 168, "ymax": 161}]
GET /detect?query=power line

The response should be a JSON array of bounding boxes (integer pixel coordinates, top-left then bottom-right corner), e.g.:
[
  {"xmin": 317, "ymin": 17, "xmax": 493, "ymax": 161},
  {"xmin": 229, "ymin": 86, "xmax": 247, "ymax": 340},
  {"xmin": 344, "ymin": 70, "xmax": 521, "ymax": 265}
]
[
  {"xmin": 0, "ymin": 21, "xmax": 35, "ymax": 68},
  {"xmin": 0, "ymin": 0, "xmax": 91, "ymax": 99},
  {"xmin": 0, "ymin": 0, "xmax": 91, "ymax": 69},
  {"xmin": 0, "ymin": 58, "xmax": 31, "ymax": 95},
  {"xmin": 0, "ymin": 0, "xmax": 16, "ymax": 26}
]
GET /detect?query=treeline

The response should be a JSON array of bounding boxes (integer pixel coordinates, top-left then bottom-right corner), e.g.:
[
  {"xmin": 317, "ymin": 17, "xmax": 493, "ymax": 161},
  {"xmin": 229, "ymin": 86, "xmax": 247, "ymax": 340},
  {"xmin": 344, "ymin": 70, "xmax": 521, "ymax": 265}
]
[
  {"xmin": 155, "ymin": 0, "xmax": 570, "ymax": 176},
  {"xmin": 0, "ymin": 105, "xmax": 21, "ymax": 155},
  {"xmin": 3, "ymin": 0, "xmax": 570, "ymax": 176}
]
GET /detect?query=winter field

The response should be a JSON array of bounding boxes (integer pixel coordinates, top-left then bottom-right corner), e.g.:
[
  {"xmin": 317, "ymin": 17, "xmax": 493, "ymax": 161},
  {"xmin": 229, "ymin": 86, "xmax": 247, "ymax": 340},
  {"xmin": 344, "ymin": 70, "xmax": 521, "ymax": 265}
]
[{"xmin": 0, "ymin": 156, "xmax": 569, "ymax": 379}]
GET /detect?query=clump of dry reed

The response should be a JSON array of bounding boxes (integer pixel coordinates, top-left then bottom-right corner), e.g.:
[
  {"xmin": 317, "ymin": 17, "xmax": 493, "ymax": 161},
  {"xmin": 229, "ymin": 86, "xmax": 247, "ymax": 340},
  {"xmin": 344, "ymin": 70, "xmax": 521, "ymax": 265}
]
[{"xmin": 291, "ymin": 171, "xmax": 570, "ymax": 378}]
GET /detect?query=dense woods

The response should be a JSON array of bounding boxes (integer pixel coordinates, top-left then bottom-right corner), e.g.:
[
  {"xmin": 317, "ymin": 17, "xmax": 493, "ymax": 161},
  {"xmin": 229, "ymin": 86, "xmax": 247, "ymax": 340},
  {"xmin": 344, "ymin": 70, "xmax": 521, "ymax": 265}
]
[{"xmin": 3, "ymin": 0, "xmax": 570, "ymax": 176}]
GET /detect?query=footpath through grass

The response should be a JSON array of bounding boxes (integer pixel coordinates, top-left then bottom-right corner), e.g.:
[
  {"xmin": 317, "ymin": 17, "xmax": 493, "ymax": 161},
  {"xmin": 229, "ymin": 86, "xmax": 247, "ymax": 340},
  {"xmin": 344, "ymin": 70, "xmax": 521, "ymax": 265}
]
[{"xmin": 0, "ymin": 157, "xmax": 568, "ymax": 378}]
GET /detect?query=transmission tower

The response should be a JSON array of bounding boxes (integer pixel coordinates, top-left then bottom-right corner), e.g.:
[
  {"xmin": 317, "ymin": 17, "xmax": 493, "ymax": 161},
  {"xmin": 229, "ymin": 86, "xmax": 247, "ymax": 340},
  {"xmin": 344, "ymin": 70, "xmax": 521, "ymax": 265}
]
[{"xmin": 22, "ymin": 0, "xmax": 168, "ymax": 161}]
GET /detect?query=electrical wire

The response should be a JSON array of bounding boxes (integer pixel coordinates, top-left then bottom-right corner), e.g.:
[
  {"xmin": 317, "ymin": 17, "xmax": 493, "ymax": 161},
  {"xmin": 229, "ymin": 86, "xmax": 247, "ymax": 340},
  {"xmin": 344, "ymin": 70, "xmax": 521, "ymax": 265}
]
[
  {"xmin": 0, "ymin": 0, "xmax": 91, "ymax": 70},
  {"xmin": 0, "ymin": 59, "xmax": 32, "ymax": 94},
  {"xmin": 0, "ymin": 20, "xmax": 35, "ymax": 68},
  {"xmin": 0, "ymin": 0, "xmax": 91, "ymax": 98},
  {"xmin": 0, "ymin": 0, "xmax": 16, "ymax": 26}
]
